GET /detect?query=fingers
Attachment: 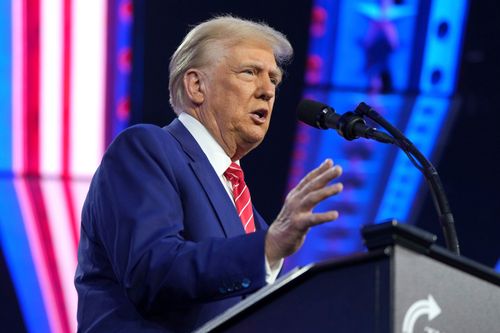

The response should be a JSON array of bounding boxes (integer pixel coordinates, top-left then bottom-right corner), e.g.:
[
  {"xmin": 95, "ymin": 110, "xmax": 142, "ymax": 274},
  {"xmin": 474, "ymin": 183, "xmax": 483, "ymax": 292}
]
[
  {"xmin": 304, "ymin": 165, "xmax": 342, "ymax": 193},
  {"xmin": 289, "ymin": 161, "xmax": 343, "ymax": 213},
  {"xmin": 292, "ymin": 161, "xmax": 342, "ymax": 206},
  {"xmin": 301, "ymin": 182, "xmax": 343, "ymax": 211},
  {"xmin": 294, "ymin": 159, "xmax": 334, "ymax": 192},
  {"xmin": 293, "ymin": 164, "xmax": 342, "ymax": 203},
  {"xmin": 308, "ymin": 210, "xmax": 339, "ymax": 226}
]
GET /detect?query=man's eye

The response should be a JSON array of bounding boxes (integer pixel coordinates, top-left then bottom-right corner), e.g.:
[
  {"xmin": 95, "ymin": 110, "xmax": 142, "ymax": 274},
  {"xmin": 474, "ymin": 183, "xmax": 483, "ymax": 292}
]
[{"xmin": 242, "ymin": 69, "xmax": 254, "ymax": 75}]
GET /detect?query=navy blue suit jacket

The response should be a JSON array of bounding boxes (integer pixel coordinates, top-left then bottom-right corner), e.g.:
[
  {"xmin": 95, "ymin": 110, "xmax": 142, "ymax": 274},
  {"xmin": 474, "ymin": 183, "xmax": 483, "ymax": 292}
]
[{"xmin": 75, "ymin": 119, "xmax": 269, "ymax": 332}]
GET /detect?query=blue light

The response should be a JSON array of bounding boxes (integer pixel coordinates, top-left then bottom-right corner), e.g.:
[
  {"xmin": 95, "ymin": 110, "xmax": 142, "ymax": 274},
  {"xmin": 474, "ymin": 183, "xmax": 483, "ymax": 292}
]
[
  {"xmin": 0, "ymin": 180, "xmax": 51, "ymax": 333},
  {"xmin": 0, "ymin": 0, "xmax": 12, "ymax": 172},
  {"xmin": 0, "ymin": 3, "xmax": 50, "ymax": 331},
  {"xmin": 109, "ymin": 0, "xmax": 134, "ymax": 141},
  {"xmin": 375, "ymin": 96, "xmax": 450, "ymax": 223},
  {"xmin": 306, "ymin": 0, "xmax": 340, "ymax": 86},
  {"xmin": 331, "ymin": 0, "xmax": 419, "ymax": 92},
  {"xmin": 419, "ymin": 0, "xmax": 469, "ymax": 94}
]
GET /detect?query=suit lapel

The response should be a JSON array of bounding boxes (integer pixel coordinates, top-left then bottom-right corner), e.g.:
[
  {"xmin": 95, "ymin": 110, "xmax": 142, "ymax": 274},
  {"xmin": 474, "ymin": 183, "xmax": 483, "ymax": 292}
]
[{"xmin": 164, "ymin": 119, "xmax": 245, "ymax": 238}]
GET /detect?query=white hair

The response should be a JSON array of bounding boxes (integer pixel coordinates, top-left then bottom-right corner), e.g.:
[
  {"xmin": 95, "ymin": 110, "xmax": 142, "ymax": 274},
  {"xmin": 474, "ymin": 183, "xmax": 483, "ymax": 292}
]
[{"xmin": 168, "ymin": 15, "xmax": 293, "ymax": 115}]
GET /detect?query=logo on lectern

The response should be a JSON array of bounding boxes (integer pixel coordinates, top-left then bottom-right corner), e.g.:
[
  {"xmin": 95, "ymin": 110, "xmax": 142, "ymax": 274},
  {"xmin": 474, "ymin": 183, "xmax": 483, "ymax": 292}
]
[{"xmin": 402, "ymin": 294, "xmax": 442, "ymax": 333}]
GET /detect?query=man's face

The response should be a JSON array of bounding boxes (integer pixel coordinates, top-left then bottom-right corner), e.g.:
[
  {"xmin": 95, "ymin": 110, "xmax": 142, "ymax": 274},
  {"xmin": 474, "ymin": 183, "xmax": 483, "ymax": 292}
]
[{"xmin": 197, "ymin": 41, "xmax": 282, "ymax": 160}]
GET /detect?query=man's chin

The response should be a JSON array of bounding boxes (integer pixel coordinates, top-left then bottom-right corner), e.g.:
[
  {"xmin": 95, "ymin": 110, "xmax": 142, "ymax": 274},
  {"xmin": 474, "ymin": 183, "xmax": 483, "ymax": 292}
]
[
  {"xmin": 235, "ymin": 136, "xmax": 265, "ymax": 158},
  {"xmin": 247, "ymin": 131, "xmax": 267, "ymax": 146}
]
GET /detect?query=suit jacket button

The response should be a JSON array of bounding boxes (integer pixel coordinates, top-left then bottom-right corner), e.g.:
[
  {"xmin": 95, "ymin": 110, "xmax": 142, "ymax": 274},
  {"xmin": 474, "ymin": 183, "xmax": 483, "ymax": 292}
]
[{"xmin": 241, "ymin": 278, "xmax": 251, "ymax": 288}]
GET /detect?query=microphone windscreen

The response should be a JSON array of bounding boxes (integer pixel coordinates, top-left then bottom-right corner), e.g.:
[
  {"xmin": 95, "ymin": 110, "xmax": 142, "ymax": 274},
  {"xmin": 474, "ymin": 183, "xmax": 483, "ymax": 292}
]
[{"xmin": 296, "ymin": 99, "xmax": 332, "ymax": 129}]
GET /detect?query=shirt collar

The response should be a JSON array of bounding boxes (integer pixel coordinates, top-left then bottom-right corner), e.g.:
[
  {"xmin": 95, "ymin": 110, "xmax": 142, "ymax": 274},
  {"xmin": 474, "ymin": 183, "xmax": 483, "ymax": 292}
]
[{"xmin": 178, "ymin": 112, "xmax": 234, "ymax": 177}]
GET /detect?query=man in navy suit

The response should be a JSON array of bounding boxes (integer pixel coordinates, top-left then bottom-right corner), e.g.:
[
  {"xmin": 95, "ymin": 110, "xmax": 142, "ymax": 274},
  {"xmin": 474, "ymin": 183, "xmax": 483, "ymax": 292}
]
[{"xmin": 75, "ymin": 15, "xmax": 343, "ymax": 332}]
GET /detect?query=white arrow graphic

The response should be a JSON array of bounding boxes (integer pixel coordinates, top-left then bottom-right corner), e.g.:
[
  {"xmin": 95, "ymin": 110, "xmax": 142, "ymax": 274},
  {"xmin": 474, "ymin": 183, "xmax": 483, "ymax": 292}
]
[{"xmin": 402, "ymin": 294, "xmax": 441, "ymax": 333}]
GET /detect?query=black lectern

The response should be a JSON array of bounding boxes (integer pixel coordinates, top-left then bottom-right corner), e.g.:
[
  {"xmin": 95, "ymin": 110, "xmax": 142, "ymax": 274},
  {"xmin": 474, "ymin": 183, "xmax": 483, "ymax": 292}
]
[{"xmin": 196, "ymin": 221, "xmax": 500, "ymax": 333}]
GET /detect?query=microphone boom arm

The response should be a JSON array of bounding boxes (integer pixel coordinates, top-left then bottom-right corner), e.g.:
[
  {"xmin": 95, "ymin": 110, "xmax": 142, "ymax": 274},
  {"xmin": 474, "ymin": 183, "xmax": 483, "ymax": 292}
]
[{"xmin": 355, "ymin": 102, "xmax": 460, "ymax": 255}]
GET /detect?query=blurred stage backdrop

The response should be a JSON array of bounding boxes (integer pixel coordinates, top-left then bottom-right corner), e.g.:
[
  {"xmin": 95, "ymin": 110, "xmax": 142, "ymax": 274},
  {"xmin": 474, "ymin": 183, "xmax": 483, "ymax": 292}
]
[{"xmin": 1, "ymin": 0, "xmax": 499, "ymax": 332}]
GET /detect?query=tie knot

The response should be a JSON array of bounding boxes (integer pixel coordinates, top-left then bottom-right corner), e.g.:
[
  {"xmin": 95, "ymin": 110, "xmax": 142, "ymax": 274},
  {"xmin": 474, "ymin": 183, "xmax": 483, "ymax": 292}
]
[{"xmin": 224, "ymin": 162, "xmax": 244, "ymax": 182}]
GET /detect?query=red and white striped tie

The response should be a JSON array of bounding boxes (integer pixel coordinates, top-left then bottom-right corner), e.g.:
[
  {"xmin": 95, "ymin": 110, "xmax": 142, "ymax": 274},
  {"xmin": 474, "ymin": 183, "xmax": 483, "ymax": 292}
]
[{"xmin": 224, "ymin": 162, "xmax": 256, "ymax": 234}]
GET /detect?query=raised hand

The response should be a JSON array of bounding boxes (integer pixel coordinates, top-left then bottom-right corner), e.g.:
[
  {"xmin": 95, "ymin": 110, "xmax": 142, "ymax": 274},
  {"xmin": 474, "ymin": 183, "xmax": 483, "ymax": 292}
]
[{"xmin": 265, "ymin": 159, "xmax": 343, "ymax": 264}]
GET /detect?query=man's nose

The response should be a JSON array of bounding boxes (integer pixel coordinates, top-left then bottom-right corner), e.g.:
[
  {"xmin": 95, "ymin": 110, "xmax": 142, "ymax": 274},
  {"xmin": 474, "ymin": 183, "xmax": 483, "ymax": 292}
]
[{"xmin": 256, "ymin": 77, "xmax": 275, "ymax": 101}]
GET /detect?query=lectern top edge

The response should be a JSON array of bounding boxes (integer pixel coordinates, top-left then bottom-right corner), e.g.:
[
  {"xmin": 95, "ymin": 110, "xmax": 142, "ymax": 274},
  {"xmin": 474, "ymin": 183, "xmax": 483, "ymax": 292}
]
[{"xmin": 362, "ymin": 220, "xmax": 500, "ymax": 287}]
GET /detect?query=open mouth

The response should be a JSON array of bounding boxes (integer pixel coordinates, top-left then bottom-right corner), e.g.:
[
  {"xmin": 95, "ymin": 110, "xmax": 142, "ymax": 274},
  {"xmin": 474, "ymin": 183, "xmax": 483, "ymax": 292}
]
[{"xmin": 250, "ymin": 109, "xmax": 268, "ymax": 123}]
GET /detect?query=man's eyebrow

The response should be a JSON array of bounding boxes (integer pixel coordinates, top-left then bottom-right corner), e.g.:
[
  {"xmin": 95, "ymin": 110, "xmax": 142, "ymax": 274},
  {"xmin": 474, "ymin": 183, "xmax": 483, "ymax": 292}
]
[
  {"xmin": 241, "ymin": 62, "xmax": 280, "ymax": 73},
  {"xmin": 238, "ymin": 62, "xmax": 282, "ymax": 82},
  {"xmin": 270, "ymin": 68, "xmax": 283, "ymax": 82}
]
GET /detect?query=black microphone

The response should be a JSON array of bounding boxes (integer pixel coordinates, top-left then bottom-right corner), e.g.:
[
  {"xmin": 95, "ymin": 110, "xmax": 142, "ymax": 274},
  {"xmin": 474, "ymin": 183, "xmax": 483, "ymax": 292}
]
[{"xmin": 296, "ymin": 99, "xmax": 395, "ymax": 144}]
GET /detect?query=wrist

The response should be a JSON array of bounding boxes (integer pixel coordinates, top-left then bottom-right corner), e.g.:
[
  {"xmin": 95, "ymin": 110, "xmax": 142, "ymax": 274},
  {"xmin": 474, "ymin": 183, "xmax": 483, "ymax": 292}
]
[{"xmin": 265, "ymin": 230, "xmax": 282, "ymax": 265}]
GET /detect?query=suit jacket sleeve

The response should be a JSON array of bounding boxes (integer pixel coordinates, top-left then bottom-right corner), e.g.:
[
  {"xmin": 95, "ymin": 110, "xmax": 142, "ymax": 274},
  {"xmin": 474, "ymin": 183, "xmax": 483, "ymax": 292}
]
[{"xmin": 80, "ymin": 124, "xmax": 267, "ymax": 314}]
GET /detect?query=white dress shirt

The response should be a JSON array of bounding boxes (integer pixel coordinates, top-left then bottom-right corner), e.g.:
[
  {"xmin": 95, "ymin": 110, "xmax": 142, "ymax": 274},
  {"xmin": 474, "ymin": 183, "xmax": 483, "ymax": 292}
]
[{"xmin": 178, "ymin": 112, "xmax": 282, "ymax": 284}]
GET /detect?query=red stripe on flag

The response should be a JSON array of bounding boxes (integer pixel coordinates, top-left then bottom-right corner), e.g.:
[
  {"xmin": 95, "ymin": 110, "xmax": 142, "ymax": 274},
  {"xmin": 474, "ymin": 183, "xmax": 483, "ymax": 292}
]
[
  {"xmin": 62, "ymin": 0, "xmax": 71, "ymax": 178},
  {"xmin": 24, "ymin": 0, "xmax": 40, "ymax": 175},
  {"xmin": 62, "ymin": 0, "xmax": 79, "ymax": 250}
]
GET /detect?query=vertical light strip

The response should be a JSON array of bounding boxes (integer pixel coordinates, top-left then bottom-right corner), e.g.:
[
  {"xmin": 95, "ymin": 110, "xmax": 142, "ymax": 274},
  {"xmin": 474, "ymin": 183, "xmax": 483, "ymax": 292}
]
[
  {"xmin": 14, "ymin": 180, "xmax": 64, "ymax": 333},
  {"xmin": 0, "ymin": 0, "xmax": 11, "ymax": 172},
  {"xmin": 11, "ymin": 0, "xmax": 24, "ymax": 175},
  {"xmin": 13, "ymin": 1, "xmax": 68, "ymax": 332},
  {"xmin": 40, "ymin": 1, "xmax": 78, "ymax": 330},
  {"xmin": 40, "ymin": 179, "xmax": 78, "ymax": 333},
  {"xmin": 62, "ymin": 0, "xmax": 72, "ymax": 178},
  {"xmin": 24, "ymin": 0, "xmax": 41, "ymax": 175},
  {"xmin": 70, "ymin": 1, "xmax": 107, "ymax": 177},
  {"xmin": 40, "ymin": 0, "xmax": 63, "ymax": 175},
  {"xmin": 107, "ymin": 0, "xmax": 133, "ymax": 142},
  {"xmin": 61, "ymin": 0, "xmax": 80, "ymax": 251},
  {"xmin": 419, "ymin": 0, "xmax": 468, "ymax": 94}
]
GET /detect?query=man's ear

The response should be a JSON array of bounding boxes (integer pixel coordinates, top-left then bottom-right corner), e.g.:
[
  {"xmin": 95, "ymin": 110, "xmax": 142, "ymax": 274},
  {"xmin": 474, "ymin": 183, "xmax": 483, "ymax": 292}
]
[{"xmin": 183, "ymin": 69, "xmax": 205, "ymax": 105}]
